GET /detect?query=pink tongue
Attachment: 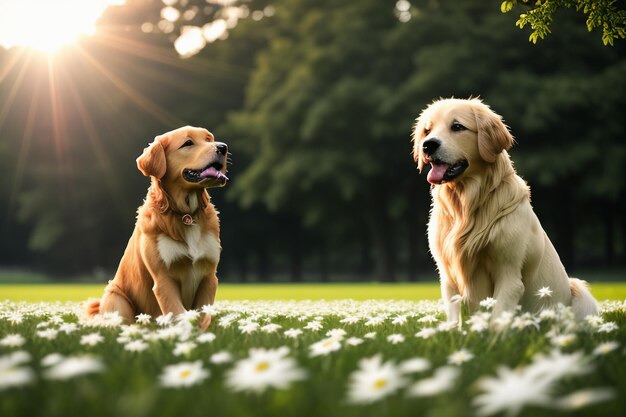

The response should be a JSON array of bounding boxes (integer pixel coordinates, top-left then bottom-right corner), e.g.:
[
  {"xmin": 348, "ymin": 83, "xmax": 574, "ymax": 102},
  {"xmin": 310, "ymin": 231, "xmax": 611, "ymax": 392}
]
[
  {"xmin": 427, "ymin": 163, "xmax": 449, "ymax": 184},
  {"xmin": 199, "ymin": 167, "xmax": 228, "ymax": 180}
]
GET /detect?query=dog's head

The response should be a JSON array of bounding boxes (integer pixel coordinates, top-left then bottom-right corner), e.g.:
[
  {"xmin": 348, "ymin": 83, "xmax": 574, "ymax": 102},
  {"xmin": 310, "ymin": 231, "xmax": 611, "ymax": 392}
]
[
  {"xmin": 136, "ymin": 126, "xmax": 229, "ymax": 189},
  {"xmin": 412, "ymin": 98, "xmax": 514, "ymax": 185}
]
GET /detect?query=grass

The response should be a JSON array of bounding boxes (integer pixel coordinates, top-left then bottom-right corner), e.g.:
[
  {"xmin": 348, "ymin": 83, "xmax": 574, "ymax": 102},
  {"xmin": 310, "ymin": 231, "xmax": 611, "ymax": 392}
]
[
  {"xmin": 1, "ymin": 298, "xmax": 625, "ymax": 417},
  {"xmin": 1, "ymin": 282, "xmax": 626, "ymax": 302}
]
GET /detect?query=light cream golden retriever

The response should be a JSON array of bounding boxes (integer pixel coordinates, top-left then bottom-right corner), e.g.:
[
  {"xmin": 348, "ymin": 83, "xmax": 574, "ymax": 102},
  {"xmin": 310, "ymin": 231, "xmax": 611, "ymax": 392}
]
[
  {"xmin": 86, "ymin": 126, "xmax": 228, "ymax": 330},
  {"xmin": 412, "ymin": 98, "xmax": 598, "ymax": 323}
]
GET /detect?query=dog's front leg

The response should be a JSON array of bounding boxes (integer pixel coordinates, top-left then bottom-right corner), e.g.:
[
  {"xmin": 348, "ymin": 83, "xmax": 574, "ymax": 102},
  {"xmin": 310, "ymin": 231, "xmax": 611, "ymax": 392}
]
[
  {"xmin": 441, "ymin": 278, "xmax": 462, "ymax": 325},
  {"xmin": 152, "ymin": 277, "xmax": 186, "ymax": 317},
  {"xmin": 491, "ymin": 273, "xmax": 524, "ymax": 325},
  {"xmin": 194, "ymin": 273, "xmax": 218, "ymax": 331}
]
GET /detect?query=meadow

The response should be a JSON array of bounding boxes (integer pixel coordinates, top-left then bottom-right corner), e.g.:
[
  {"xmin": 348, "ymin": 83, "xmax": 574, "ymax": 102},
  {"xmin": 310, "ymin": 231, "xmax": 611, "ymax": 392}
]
[
  {"xmin": 2, "ymin": 281, "xmax": 626, "ymax": 302},
  {"xmin": 1, "ymin": 283, "xmax": 625, "ymax": 417}
]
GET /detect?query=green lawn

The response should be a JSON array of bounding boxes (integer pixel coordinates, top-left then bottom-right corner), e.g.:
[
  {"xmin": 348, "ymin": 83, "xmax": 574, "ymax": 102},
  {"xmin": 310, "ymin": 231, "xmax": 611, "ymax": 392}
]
[
  {"xmin": 1, "ymin": 297, "xmax": 625, "ymax": 417},
  {"xmin": 1, "ymin": 282, "xmax": 625, "ymax": 302}
]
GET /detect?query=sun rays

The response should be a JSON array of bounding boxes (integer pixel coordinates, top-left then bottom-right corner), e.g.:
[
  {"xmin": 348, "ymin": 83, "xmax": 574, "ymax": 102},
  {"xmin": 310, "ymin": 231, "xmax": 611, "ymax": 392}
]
[{"xmin": 0, "ymin": 32, "xmax": 207, "ymax": 219}]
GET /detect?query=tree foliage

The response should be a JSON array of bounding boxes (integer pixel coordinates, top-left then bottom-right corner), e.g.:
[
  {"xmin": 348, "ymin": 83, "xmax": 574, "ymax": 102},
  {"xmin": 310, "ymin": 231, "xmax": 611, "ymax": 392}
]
[
  {"xmin": 502, "ymin": 0, "xmax": 626, "ymax": 45},
  {"xmin": 1, "ymin": 0, "xmax": 625, "ymax": 280}
]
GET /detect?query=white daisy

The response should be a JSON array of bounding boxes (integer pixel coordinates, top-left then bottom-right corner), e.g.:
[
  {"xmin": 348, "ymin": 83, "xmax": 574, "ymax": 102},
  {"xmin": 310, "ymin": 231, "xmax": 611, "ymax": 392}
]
[
  {"xmin": 326, "ymin": 328, "xmax": 347, "ymax": 340},
  {"xmin": 124, "ymin": 340, "xmax": 149, "ymax": 352},
  {"xmin": 239, "ymin": 322, "xmax": 260, "ymax": 334},
  {"xmin": 363, "ymin": 332, "xmax": 377, "ymax": 339},
  {"xmin": 597, "ymin": 322, "xmax": 618, "ymax": 333},
  {"xmin": 6, "ymin": 313, "xmax": 24, "ymax": 325},
  {"xmin": 340, "ymin": 315, "xmax": 360, "ymax": 324},
  {"xmin": 173, "ymin": 341, "xmax": 197, "ymax": 356},
  {"xmin": 225, "ymin": 347, "xmax": 306, "ymax": 393},
  {"xmin": 387, "ymin": 334, "xmax": 405, "ymax": 344},
  {"xmin": 36, "ymin": 328, "xmax": 59, "ymax": 340},
  {"xmin": 554, "ymin": 388, "xmax": 616, "ymax": 410},
  {"xmin": 585, "ymin": 315, "xmax": 604, "ymax": 327},
  {"xmin": 284, "ymin": 328, "xmax": 303, "ymax": 339},
  {"xmin": 408, "ymin": 366, "xmax": 459, "ymax": 397},
  {"xmin": 527, "ymin": 350, "xmax": 592, "ymax": 382},
  {"xmin": 59, "ymin": 323, "xmax": 78, "ymax": 334},
  {"xmin": 415, "ymin": 328, "xmax": 437, "ymax": 339},
  {"xmin": 467, "ymin": 313, "xmax": 490, "ymax": 333},
  {"xmin": 196, "ymin": 332, "xmax": 217, "ymax": 343},
  {"xmin": 536, "ymin": 286, "xmax": 553, "ymax": 298},
  {"xmin": 156, "ymin": 313, "xmax": 174, "ymax": 327},
  {"xmin": 309, "ymin": 337, "xmax": 342, "ymax": 357},
  {"xmin": 364, "ymin": 316, "xmax": 386, "ymax": 326},
  {"xmin": 448, "ymin": 349, "xmax": 474, "ymax": 365},
  {"xmin": 0, "ymin": 334, "xmax": 26, "ymax": 348},
  {"xmin": 346, "ymin": 337, "xmax": 364, "ymax": 346},
  {"xmin": 479, "ymin": 297, "xmax": 497, "ymax": 310},
  {"xmin": 159, "ymin": 360, "xmax": 209, "ymax": 388},
  {"xmin": 44, "ymin": 356, "xmax": 104, "ymax": 380},
  {"xmin": 417, "ymin": 314, "xmax": 439, "ymax": 324},
  {"xmin": 0, "ymin": 351, "xmax": 31, "ymax": 368},
  {"xmin": 399, "ymin": 357, "xmax": 431, "ymax": 374},
  {"xmin": 550, "ymin": 333, "xmax": 577, "ymax": 347},
  {"xmin": 346, "ymin": 354, "xmax": 407, "ymax": 404},
  {"xmin": 41, "ymin": 353, "xmax": 64, "ymax": 367},
  {"xmin": 593, "ymin": 341, "xmax": 619, "ymax": 356},
  {"xmin": 0, "ymin": 353, "xmax": 34, "ymax": 390},
  {"xmin": 210, "ymin": 351, "xmax": 233, "ymax": 364},
  {"xmin": 304, "ymin": 321, "xmax": 323, "ymax": 331},
  {"xmin": 80, "ymin": 333, "xmax": 104, "ymax": 346},
  {"xmin": 261, "ymin": 323, "xmax": 282, "ymax": 333},
  {"xmin": 135, "ymin": 313, "xmax": 152, "ymax": 324},
  {"xmin": 539, "ymin": 309, "xmax": 557, "ymax": 320},
  {"xmin": 200, "ymin": 304, "xmax": 219, "ymax": 316},
  {"xmin": 177, "ymin": 310, "xmax": 200, "ymax": 323},
  {"xmin": 473, "ymin": 365, "xmax": 553, "ymax": 416}
]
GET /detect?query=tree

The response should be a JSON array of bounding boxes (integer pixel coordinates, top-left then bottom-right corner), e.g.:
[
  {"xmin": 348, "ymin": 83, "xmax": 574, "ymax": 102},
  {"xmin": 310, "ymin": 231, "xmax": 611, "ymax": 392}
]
[{"xmin": 501, "ymin": 0, "xmax": 626, "ymax": 45}]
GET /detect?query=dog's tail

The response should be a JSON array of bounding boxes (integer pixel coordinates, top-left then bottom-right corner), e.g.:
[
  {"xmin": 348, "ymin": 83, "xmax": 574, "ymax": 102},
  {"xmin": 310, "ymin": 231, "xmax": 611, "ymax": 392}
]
[
  {"xmin": 84, "ymin": 298, "xmax": 101, "ymax": 317},
  {"xmin": 569, "ymin": 278, "xmax": 599, "ymax": 320}
]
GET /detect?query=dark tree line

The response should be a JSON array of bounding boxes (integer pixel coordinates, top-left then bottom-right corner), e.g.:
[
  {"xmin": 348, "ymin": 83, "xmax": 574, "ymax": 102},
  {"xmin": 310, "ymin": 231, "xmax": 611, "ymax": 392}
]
[{"xmin": 0, "ymin": 0, "xmax": 624, "ymax": 282}]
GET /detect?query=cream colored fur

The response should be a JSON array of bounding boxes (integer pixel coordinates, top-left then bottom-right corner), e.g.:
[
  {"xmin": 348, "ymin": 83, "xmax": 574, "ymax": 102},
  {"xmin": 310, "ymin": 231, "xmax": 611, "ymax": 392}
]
[{"xmin": 413, "ymin": 98, "xmax": 598, "ymax": 322}]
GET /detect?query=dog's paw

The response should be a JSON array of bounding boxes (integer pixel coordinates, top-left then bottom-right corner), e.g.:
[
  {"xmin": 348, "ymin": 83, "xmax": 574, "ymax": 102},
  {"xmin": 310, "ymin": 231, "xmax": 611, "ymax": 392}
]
[{"xmin": 199, "ymin": 314, "xmax": 212, "ymax": 331}]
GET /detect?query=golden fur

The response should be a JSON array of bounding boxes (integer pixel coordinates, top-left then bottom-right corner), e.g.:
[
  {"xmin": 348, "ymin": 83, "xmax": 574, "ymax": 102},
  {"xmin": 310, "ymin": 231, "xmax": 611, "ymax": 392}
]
[
  {"xmin": 86, "ymin": 126, "xmax": 228, "ymax": 330},
  {"xmin": 413, "ymin": 98, "xmax": 598, "ymax": 322}
]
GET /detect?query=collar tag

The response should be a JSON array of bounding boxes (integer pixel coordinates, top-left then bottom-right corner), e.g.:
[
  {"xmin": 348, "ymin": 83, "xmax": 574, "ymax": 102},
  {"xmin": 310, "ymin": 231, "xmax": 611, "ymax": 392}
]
[{"xmin": 181, "ymin": 214, "xmax": 195, "ymax": 226}]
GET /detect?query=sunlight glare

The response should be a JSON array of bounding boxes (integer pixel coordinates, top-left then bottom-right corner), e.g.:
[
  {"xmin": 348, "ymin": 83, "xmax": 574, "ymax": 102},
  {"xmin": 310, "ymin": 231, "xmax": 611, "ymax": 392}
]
[{"xmin": 0, "ymin": 0, "xmax": 126, "ymax": 53}]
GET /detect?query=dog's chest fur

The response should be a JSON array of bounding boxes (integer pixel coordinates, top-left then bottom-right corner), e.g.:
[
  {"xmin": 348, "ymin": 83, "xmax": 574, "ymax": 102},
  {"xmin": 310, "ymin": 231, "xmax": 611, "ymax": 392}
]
[{"xmin": 157, "ymin": 227, "xmax": 221, "ymax": 307}]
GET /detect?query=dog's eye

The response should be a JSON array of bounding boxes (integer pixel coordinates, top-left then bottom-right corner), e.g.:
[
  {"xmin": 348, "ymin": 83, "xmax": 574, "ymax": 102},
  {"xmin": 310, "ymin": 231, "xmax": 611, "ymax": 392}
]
[
  {"xmin": 180, "ymin": 139, "xmax": 194, "ymax": 149},
  {"xmin": 423, "ymin": 128, "xmax": 431, "ymax": 136},
  {"xmin": 451, "ymin": 122, "xmax": 466, "ymax": 132}
]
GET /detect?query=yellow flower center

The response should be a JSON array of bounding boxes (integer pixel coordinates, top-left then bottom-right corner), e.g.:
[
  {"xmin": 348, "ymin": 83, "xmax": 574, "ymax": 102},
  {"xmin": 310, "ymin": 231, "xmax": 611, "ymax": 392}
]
[
  {"xmin": 255, "ymin": 361, "xmax": 270, "ymax": 372},
  {"xmin": 179, "ymin": 370, "xmax": 192, "ymax": 379},
  {"xmin": 373, "ymin": 378, "xmax": 388, "ymax": 390}
]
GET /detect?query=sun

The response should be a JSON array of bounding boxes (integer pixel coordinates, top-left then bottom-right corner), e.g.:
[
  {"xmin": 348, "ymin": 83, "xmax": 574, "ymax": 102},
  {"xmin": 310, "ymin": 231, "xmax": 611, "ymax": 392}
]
[{"xmin": 0, "ymin": 0, "xmax": 126, "ymax": 54}]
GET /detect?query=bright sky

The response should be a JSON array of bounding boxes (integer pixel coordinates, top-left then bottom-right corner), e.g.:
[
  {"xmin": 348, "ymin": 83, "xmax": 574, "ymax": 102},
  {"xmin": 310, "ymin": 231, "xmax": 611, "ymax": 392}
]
[{"xmin": 0, "ymin": 0, "xmax": 126, "ymax": 53}]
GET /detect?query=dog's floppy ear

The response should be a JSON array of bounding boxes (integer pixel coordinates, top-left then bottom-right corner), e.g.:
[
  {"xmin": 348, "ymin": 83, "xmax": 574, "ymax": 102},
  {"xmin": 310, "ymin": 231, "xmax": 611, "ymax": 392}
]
[
  {"xmin": 412, "ymin": 113, "xmax": 429, "ymax": 173},
  {"xmin": 136, "ymin": 139, "xmax": 166, "ymax": 178},
  {"xmin": 475, "ymin": 104, "xmax": 514, "ymax": 163}
]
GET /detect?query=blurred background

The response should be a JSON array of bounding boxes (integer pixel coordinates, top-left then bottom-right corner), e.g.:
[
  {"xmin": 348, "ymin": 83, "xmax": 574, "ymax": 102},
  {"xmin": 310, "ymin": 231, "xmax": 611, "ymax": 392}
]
[{"xmin": 0, "ymin": 0, "xmax": 624, "ymax": 284}]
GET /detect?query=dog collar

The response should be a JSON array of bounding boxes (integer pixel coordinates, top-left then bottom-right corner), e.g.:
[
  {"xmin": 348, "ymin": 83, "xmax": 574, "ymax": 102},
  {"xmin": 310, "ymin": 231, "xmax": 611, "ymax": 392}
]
[{"xmin": 181, "ymin": 214, "xmax": 195, "ymax": 226}]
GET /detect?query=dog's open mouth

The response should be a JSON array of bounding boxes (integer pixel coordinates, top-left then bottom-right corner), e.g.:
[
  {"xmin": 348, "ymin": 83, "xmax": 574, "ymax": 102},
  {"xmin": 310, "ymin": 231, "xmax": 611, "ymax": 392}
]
[
  {"xmin": 183, "ymin": 162, "xmax": 229, "ymax": 184},
  {"xmin": 426, "ymin": 158, "xmax": 468, "ymax": 185}
]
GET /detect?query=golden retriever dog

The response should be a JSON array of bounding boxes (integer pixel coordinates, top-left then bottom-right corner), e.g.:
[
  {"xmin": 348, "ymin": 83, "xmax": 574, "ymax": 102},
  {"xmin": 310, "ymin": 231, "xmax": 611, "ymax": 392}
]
[
  {"xmin": 412, "ymin": 98, "xmax": 598, "ymax": 323},
  {"xmin": 86, "ymin": 126, "xmax": 228, "ymax": 330}
]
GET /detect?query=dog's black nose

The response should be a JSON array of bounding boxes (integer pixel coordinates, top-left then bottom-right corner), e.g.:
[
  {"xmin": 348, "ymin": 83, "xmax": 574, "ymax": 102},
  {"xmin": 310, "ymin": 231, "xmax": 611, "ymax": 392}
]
[
  {"xmin": 422, "ymin": 139, "xmax": 441, "ymax": 156},
  {"xmin": 215, "ymin": 142, "xmax": 228, "ymax": 156}
]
